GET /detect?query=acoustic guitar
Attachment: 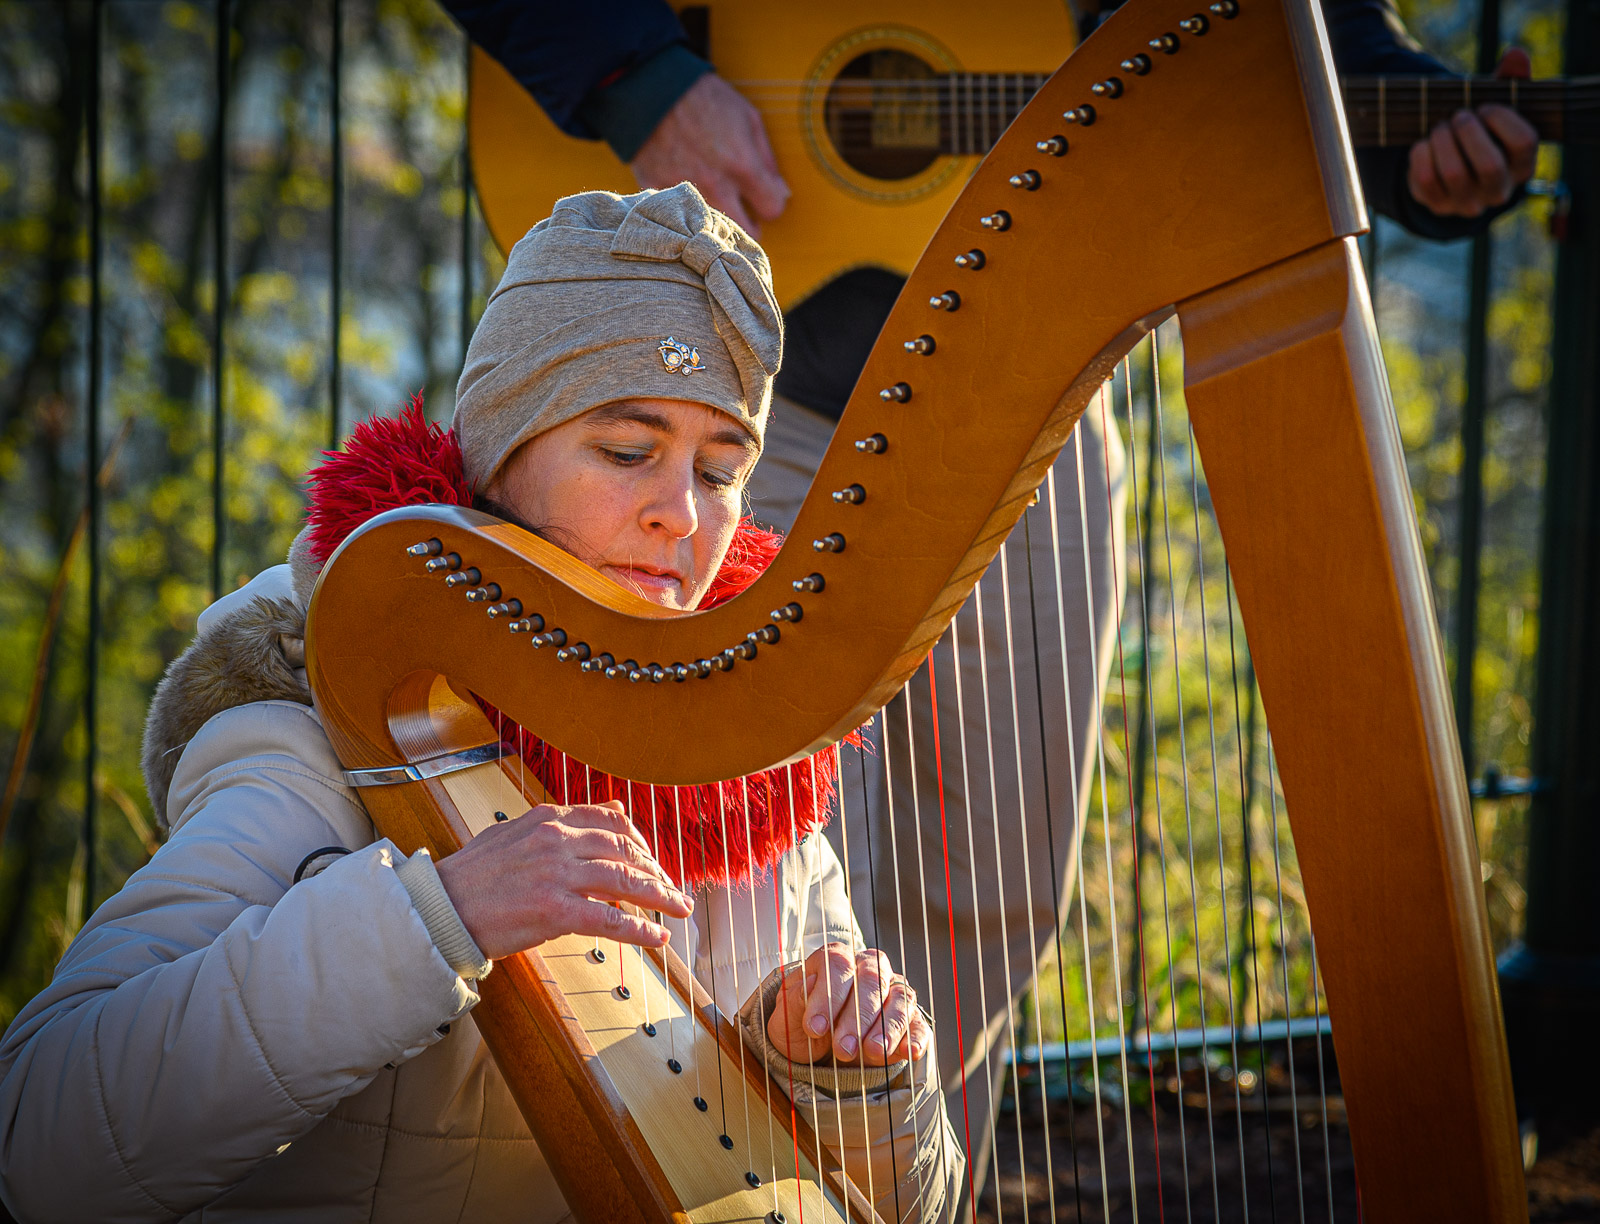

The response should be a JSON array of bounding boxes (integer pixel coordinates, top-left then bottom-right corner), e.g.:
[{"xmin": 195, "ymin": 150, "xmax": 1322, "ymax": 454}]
[{"xmin": 467, "ymin": 4, "xmax": 1597, "ymax": 306}]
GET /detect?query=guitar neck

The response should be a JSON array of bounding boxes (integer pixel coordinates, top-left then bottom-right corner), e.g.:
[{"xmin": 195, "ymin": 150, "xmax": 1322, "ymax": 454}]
[
  {"xmin": 920, "ymin": 72, "xmax": 1597, "ymax": 155},
  {"xmin": 1339, "ymin": 75, "xmax": 1596, "ymax": 147}
]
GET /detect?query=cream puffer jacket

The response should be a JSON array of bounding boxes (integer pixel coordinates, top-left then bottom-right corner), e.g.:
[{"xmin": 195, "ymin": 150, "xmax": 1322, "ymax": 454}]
[{"xmin": 0, "ymin": 572, "xmax": 962, "ymax": 1223}]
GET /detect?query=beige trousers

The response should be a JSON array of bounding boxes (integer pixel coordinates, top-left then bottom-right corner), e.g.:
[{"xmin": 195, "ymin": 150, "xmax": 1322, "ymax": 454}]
[{"xmin": 744, "ymin": 394, "xmax": 1127, "ymax": 1194}]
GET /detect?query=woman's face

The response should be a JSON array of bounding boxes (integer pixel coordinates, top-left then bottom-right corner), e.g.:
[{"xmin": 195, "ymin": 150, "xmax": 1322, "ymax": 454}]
[{"xmin": 489, "ymin": 398, "xmax": 760, "ymax": 611}]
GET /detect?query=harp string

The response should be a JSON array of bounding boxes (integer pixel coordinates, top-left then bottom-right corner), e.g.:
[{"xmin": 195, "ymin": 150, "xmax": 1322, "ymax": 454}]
[
  {"xmin": 966, "ymin": 572, "xmax": 1035, "ymax": 1221},
  {"xmin": 944, "ymin": 613, "xmax": 1004, "ymax": 1212},
  {"xmin": 1265, "ymin": 735, "xmax": 1309, "ymax": 1223},
  {"xmin": 786, "ymin": 763, "xmax": 829, "ymax": 1213},
  {"xmin": 851, "ymin": 728, "xmax": 905, "ymax": 1224},
  {"xmin": 807, "ymin": 751, "xmax": 854, "ymax": 1201},
  {"xmin": 712, "ymin": 786, "xmax": 758, "ymax": 1167},
  {"xmin": 830, "ymin": 745, "xmax": 877, "ymax": 1208},
  {"xmin": 1122, "ymin": 343, "xmax": 1196, "ymax": 1217},
  {"xmin": 1044, "ymin": 463, "xmax": 1114, "ymax": 1217},
  {"xmin": 973, "ymin": 566, "xmax": 1051, "ymax": 1220}
]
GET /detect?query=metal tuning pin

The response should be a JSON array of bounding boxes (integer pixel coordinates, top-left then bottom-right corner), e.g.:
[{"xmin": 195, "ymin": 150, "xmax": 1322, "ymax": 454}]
[
  {"xmin": 1008, "ymin": 170, "xmax": 1041, "ymax": 191},
  {"xmin": 793, "ymin": 573, "xmax": 825, "ymax": 593},
  {"xmin": 903, "ymin": 335, "xmax": 936, "ymax": 355},
  {"xmin": 1209, "ymin": 0, "xmax": 1240, "ymax": 17},
  {"xmin": 486, "ymin": 599, "xmax": 523, "ymax": 619},
  {"xmin": 405, "ymin": 538, "xmax": 443, "ymax": 558},
  {"xmin": 628, "ymin": 666, "xmax": 647, "ymax": 683},
  {"xmin": 1121, "ymin": 52, "xmax": 1153, "ymax": 74},
  {"xmin": 855, "ymin": 434, "xmax": 888, "ymax": 454},
  {"xmin": 979, "ymin": 210, "xmax": 1011, "ymax": 231},
  {"xmin": 1062, "ymin": 104, "xmax": 1096, "ymax": 125},
  {"xmin": 929, "ymin": 290, "xmax": 961, "ymax": 311},
  {"xmin": 831, "ymin": 484, "xmax": 866, "ymax": 505},
  {"xmin": 648, "ymin": 664, "xmax": 668, "ymax": 683},
  {"xmin": 530, "ymin": 628, "xmax": 567, "ymax": 649},
  {"xmin": 1091, "ymin": 77, "xmax": 1124, "ymax": 98},
  {"xmin": 879, "ymin": 382, "xmax": 912, "ymax": 402},
  {"xmin": 954, "ymin": 249, "xmax": 986, "ymax": 270},
  {"xmin": 671, "ymin": 663, "xmax": 692, "ymax": 682},
  {"xmin": 556, "ymin": 641, "xmax": 590, "ymax": 663},
  {"xmin": 424, "ymin": 552, "xmax": 461, "ymax": 574},
  {"xmin": 812, "ymin": 533, "xmax": 846, "ymax": 554},
  {"xmin": 711, "ymin": 650, "xmax": 734, "ymax": 671},
  {"xmin": 1035, "ymin": 135, "xmax": 1068, "ymax": 156},
  {"xmin": 771, "ymin": 603, "xmax": 804, "ymax": 623},
  {"xmin": 753, "ymin": 625, "xmax": 780, "ymax": 645},
  {"xmin": 604, "ymin": 659, "xmax": 628, "ymax": 679},
  {"xmin": 507, "ymin": 614, "xmax": 545, "ymax": 634},
  {"xmin": 464, "ymin": 583, "xmax": 502, "ymax": 603},
  {"xmin": 1151, "ymin": 32, "xmax": 1181, "ymax": 53},
  {"xmin": 443, "ymin": 567, "xmax": 481, "ymax": 588},
  {"xmin": 694, "ymin": 658, "xmax": 714, "ymax": 678},
  {"xmin": 1179, "ymin": 12, "xmax": 1210, "ymax": 33},
  {"xmin": 582, "ymin": 651, "xmax": 615, "ymax": 674},
  {"xmin": 734, "ymin": 640, "xmax": 757, "ymax": 661}
]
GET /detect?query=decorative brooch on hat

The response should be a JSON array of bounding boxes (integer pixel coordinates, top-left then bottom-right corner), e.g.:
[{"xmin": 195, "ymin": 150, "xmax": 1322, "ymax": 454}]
[{"xmin": 658, "ymin": 337, "xmax": 706, "ymax": 377}]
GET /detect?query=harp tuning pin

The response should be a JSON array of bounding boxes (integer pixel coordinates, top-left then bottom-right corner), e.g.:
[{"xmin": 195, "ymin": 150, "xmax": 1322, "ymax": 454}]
[
  {"xmin": 979, "ymin": 211, "xmax": 1011, "ymax": 233},
  {"xmin": 1062, "ymin": 104, "xmax": 1096, "ymax": 125},
  {"xmin": 904, "ymin": 334, "xmax": 937, "ymax": 355},
  {"xmin": 486, "ymin": 599, "xmax": 523, "ymax": 619},
  {"xmin": 812, "ymin": 533, "xmax": 846, "ymax": 554},
  {"xmin": 628, "ymin": 667, "xmax": 647, "ymax": 682},
  {"xmin": 929, "ymin": 290, "xmax": 961, "ymax": 311},
  {"xmin": 694, "ymin": 658, "xmax": 714, "ymax": 677},
  {"xmin": 1008, "ymin": 170, "xmax": 1040, "ymax": 191},
  {"xmin": 556, "ymin": 641, "xmax": 590, "ymax": 663},
  {"xmin": 507, "ymin": 614, "xmax": 544, "ymax": 634},
  {"xmin": 1035, "ymin": 135, "xmax": 1068, "ymax": 156},
  {"xmin": 711, "ymin": 650, "xmax": 733, "ymax": 671},
  {"xmin": 855, "ymin": 434, "xmax": 888, "ymax": 454},
  {"xmin": 734, "ymin": 640, "xmax": 757, "ymax": 661},
  {"xmin": 464, "ymin": 582, "xmax": 501, "ymax": 603},
  {"xmin": 1151, "ymin": 32, "xmax": 1181, "ymax": 53},
  {"xmin": 648, "ymin": 664, "xmax": 668, "ymax": 683},
  {"xmin": 443, "ymin": 567, "xmax": 481, "ymax": 589},
  {"xmin": 1122, "ymin": 53, "xmax": 1153, "ymax": 75},
  {"xmin": 831, "ymin": 484, "xmax": 866, "ymax": 505},
  {"xmin": 754, "ymin": 625, "xmax": 781, "ymax": 645},
  {"xmin": 772, "ymin": 602, "xmax": 804, "ymax": 622},
  {"xmin": 1209, "ymin": 0, "xmax": 1239, "ymax": 17},
  {"xmin": 954, "ymin": 249, "xmax": 986, "ymax": 270},
  {"xmin": 424, "ymin": 552, "xmax": 461, "ymax": 574},
  {"xmin": 531, "ymin": 628, "xmax": 567, "ymax": 649},
  {"xmin": 879, "ymin": 382, "xmax": 912, "ymax": 403},
  {"xmin": 583, "ymin": 651, "xmax": 615, "ymax": 674},
  {"xmin": 793, "ymin": 573, "xmax": 825, "ymax": 593},
  {"xmin": 406, "ymin": 538, "xmax": 442, "ymax": 557},
  {"xmin": 1090, "ymin": 77, "xmax": 1123, "ymax": 98},
  {"xmin": 671, "ymin": 663, "xmax": 691, "ymax": 682},
  {"xmin": 1179, "ymin": 12, "xmax": 1210, "ymax": 33}
]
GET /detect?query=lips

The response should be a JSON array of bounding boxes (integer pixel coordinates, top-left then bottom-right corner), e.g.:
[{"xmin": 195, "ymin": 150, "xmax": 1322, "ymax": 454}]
[{"xmin": 602, "ymin": 562, "xmax": 686, "ymax": 602}]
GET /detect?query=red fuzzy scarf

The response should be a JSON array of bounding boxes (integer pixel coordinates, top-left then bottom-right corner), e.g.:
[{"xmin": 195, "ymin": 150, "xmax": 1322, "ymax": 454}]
[{"xmin": 303, "ymin": 397, "xmax": 837, "ymax": 890}]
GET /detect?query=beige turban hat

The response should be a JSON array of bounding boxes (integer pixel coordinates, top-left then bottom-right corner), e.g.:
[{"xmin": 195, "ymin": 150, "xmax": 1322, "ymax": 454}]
[{"xmin": 452, "ymin": 182, "xmax": 783, "ymax": 491}]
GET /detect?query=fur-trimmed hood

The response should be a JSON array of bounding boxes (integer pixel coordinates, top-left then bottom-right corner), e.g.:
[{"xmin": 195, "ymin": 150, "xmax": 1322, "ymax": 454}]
[{"xmin": 141, "ymin": 399, "xmax": 839, "ymax": 888}]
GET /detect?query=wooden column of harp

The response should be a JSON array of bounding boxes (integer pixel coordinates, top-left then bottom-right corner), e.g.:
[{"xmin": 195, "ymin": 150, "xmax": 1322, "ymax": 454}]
[{"xmin": 307, "ymin": 0, "xmax": 1528, "ymax": 1218}]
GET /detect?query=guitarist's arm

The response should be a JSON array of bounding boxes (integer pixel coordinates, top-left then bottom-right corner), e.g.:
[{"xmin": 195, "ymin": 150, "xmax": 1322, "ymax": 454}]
[
  {"xmin": 1324, "ymin": 0, "xmax": 1537, "ymax": 239},
  {"xmin": 436, "ymin": 0, "xmax": 788, "ymax": 237}
]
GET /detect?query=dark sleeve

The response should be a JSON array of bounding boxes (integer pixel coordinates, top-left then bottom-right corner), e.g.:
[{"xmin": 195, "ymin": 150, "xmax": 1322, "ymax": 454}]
[
  {"xmin": 1322, "ymin": 0, "xmax": 1523, "ymax": 241},
  {"xmin": 437, "ymin": 0, "xmax": 711, "ymax": 161}
]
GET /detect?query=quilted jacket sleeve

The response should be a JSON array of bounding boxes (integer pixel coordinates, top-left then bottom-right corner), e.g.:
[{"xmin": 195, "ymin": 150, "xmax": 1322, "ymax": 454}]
[{"xmin": 0, "ymin": 701, "xmax": 479, "ymax": 1224}]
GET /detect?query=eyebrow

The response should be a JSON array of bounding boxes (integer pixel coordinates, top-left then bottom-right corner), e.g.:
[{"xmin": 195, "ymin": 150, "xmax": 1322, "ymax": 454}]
[{"xmin": 587, "ymin": 402, "xmax": 759, "ymax": 458}]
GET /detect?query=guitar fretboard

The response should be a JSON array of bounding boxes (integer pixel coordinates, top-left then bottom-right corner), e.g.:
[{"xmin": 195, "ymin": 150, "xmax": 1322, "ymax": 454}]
[{"xmin": 902, "ymin": 71, "xmax": 1598, "ymax": 154}]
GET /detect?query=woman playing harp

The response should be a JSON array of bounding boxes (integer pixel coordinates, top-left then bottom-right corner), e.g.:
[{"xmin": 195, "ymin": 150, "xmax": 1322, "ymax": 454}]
[{"xmin": 0, "ymin": 184, "xmax": 961, "ymax": 1224}]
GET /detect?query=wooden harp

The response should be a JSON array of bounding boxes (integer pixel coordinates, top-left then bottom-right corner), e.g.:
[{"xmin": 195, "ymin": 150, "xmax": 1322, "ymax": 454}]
[{"xmin": 306, "ymin": 0, "xmax": 1527, "ymax": 1219}]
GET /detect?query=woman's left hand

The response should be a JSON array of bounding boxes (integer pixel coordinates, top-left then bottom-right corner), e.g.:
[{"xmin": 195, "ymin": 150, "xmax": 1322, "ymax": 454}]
[{"xmin": 765, "ymin": 943, "xmax": 930, "ymax": 1067}]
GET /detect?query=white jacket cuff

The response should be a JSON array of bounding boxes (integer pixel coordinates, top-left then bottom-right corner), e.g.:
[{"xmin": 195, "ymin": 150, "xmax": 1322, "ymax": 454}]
[{"xmin": 394, "ymin": 848, "xmax": 492, "ymax": 980}]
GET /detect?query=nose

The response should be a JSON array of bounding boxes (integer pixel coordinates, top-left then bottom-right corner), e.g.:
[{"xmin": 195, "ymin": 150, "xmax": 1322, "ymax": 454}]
[{"xmin": 642, "ymin": 460, "xmax": 700, "ymax": 540}]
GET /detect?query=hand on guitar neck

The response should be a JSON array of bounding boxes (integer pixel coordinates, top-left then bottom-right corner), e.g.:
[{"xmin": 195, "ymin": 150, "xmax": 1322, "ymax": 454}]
[
  {"xmin": 1406, "ymin": 47, "xmax": 1539, "ymax": 219},
  {"xmin": 628, "ymin": 73, "xmax": 790, "ymax": 238}
]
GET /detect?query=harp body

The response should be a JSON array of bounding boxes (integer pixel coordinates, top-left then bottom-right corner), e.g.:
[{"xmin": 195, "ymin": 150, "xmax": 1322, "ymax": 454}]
[{"xmin": 307, "ymin": 0, "xmax": 1527, "ymax": 1219}]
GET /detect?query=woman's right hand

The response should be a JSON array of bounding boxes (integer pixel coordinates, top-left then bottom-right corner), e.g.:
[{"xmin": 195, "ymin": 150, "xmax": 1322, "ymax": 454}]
[{"xmin": 435, "ymin": 799, "xmax": 692, "ymax": 961}]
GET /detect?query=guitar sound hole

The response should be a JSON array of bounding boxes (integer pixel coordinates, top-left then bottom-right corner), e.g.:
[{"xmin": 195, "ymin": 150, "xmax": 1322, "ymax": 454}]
[{"xmin": 824, "ymin": 50, "xmax": 942, "ymax": 180}]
